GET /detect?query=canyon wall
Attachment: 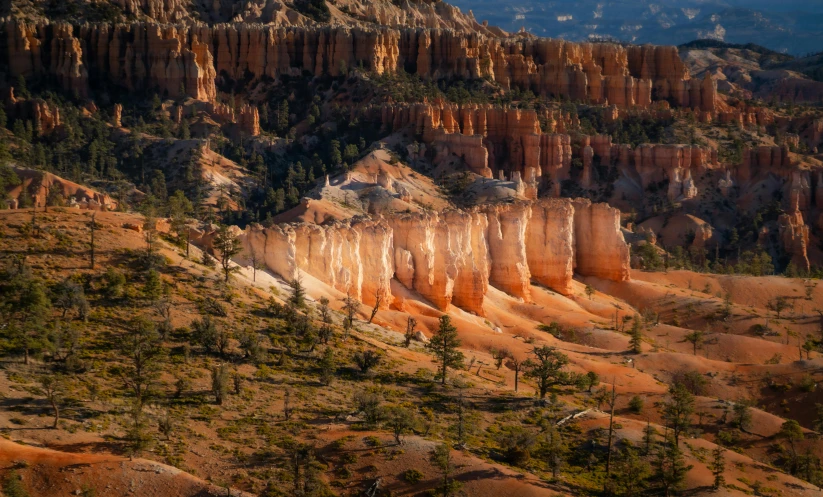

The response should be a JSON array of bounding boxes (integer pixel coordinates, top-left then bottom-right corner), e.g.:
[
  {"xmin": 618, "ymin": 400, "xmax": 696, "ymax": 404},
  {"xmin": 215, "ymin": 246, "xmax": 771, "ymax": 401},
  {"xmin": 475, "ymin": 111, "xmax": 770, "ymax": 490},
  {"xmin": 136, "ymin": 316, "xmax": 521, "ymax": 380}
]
[
  {"xmin": 3, "ymin": 21, "xmax": 713, "ymax": 110},
  {"xmin": 241, "ymin": 198, "xmax": 629, "ymax": 314},
  {"xmin": 377, "ymin": 101, "xmax": 718, "ymax": 201}
]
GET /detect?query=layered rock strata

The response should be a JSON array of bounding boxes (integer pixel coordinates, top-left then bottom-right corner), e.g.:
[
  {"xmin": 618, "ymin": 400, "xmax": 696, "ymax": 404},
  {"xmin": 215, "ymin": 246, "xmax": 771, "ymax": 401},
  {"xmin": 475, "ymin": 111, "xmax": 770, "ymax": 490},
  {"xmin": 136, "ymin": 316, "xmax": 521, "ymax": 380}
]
[
  {"xmin": 377, "ymin": 101, "xmax": 716, "ymax": 200},
  {"xmin": 4, "ymin": 21, "xmax": 713, "ymax": 111},
  {"xmin": 778, "ymin": 207, "xmax": 811, "ymax": 272},
  {"xmin": 241, "ymin": 198, "xmax": 629, "ymax": 314}
]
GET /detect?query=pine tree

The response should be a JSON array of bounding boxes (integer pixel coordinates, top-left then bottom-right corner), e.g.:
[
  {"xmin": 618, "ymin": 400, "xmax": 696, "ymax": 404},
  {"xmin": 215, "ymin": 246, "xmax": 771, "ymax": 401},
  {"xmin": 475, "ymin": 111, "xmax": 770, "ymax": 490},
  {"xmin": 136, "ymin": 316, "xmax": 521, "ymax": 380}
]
[
  {"xmin": 709, "ymin": 446, "xmax": 726, "ymax": 490},
  {"xmin": 168, "ymin": 190, "xmax": 193, "ymax": 257},
  {"xmin": 426, "ymin": 315, "xmax": 465, "ymax": 385},
  {"xmin": 288, "ymin": 276, "xmax": 306, "ymax": 308},
  {"xmin": 404, "ymin": 316, "xmax": 417, "ymax": 347},
  {"xmin": 612, "ymin": 447, "xmax": 651, "ymax": 496},
  {"xmin": 523, "ymin": 345, "xmax": 569, "ymax": 399},
  {"xmin": 662, "ymin": 382, "xmax": 695, "ymax": 446},
  {"xmin": 684, "ymin": 330, "xmax": 704, "ymax": 355},
  {"xmin": 654, "ymin": 443, "xmax": 692, "ymax": 496},
  {"xmin": 143, "ymin": 269, "xmax": 164, "ymax": 302},
  {"xmin": 342, "ymin": 293, "xmax": 360, "ymax": 340},
  {"xmin": 629, "ymin": 313, "xmax": 643, "ymax": 353},
  {"xmin": 213, "ymin": 224, "xmax": 242, "ymax": 282},
  {"xmin": 543, "ymin": 424, "xmax": 567, "ymax": 479},
  {"xmin": 319, "ymin": 347, "xmax": 335, "ymax": 386}
]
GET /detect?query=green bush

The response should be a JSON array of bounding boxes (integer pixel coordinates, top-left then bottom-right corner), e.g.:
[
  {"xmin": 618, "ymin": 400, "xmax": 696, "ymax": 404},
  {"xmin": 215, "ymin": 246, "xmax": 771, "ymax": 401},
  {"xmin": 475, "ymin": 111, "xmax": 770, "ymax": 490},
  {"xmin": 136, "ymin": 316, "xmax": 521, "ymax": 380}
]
[
  {"xmin": 403, "ymin": 468, "xmax": 424, "ymax": 484},
  {"xmin": 628, "ymin": 395, "xmax": 644, "ymax": 413}
]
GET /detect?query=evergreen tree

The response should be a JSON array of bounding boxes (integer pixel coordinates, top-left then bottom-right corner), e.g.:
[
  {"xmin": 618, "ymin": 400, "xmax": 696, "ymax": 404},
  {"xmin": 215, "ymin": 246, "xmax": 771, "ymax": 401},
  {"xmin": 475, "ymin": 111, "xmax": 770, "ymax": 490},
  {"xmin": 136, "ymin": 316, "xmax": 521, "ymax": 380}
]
[
  {"xmin": 653, "ymin": 443, "xmax": 692, "ymax": 496},
  {"xmin": 523, "ymin": 345, "xmax": 569, "ymax": 399},
  {"xmin": 629, "ymin": 314, "xmax": 643, "ymax": 353},
  {"xmin": 211, "ymin": 364, "xmax": 230, "ymax": 405},
  {"xmin": 143, "ymin": 269, "xmax": 164, "ymax": 302},
  {"xmin": 426, "ymin": 315, "xmax": 465, "ymax": 385},
  {"xmin": 662, "ymin": 382, "xmax": 695, "ymax": 446},
  {"xmin": 779, "ymin": 419, "xmax": 804, "ymax": 474},
  {"xmin": 542, "ymin": 425, "xmax": 567, "ymax": 480},
  {"xmin": 429, "ymin": 444, "xmax": 461, "ymax": 497},
  {"xmin": 119, "ymin": 317, "xmax": 164, "ymax": 408},
  {"xmin": 709, "ymin": 447, "xmax": 726, "ymax": 490},
  {"xmin": 318, "ymin": 347, "xmax": 335, "ymax": 386},
  {"xmin": 213, "ymin": 224, "xmax": 242, "ymax": 282},
  {"xmin": 168, "ymin": 190, "xmax": 193, "ymax": 256},
  {"xmin": 288, "ymin": 276, "xmax": 306, "ymax": 308},
  {"xmin": 684, "ymin": 330, "xmax": 704, "ymax": 355},
  {"xmin": 612, "ymin": 447, "xmax": 651, "ymax": 497}
]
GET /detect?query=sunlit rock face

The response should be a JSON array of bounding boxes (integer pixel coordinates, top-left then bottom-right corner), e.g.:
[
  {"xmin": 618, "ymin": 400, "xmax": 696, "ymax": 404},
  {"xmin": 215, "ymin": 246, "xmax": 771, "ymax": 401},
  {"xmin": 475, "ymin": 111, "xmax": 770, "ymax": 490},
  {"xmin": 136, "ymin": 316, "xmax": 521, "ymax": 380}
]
[
  {"xmin": 572, "ymin": 199, "xmax": 632, "ymax": 282},
  {"xmin": 6, "ymin": 21, "xmax": 712, "ymax": 110},
  {"xmin": 241, "ymin": 199, "xmax": 630, "ymax": 313}
]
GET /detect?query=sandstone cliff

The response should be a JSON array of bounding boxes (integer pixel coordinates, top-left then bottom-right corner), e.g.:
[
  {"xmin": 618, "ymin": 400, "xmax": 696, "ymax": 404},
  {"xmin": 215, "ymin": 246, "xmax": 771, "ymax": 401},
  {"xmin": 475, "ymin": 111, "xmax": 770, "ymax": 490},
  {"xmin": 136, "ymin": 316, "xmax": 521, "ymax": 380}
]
[
  {"xmin": 4, "ymin": 167, "xmax": 117, "ymax": 210},
  {"xmin": 376, "ymin": 101, "xmax": 717, "ymax": 200},
  {"xmin": 4, "ymin": 21, "xmax": 713, "ymax": 112},
  {"xmin": 241, "ymin": 198, "xmax": 630, "ymax": 314},
  {"xmin": 778, "ymin": 207, "xmax": 811, "ymax": 272}
]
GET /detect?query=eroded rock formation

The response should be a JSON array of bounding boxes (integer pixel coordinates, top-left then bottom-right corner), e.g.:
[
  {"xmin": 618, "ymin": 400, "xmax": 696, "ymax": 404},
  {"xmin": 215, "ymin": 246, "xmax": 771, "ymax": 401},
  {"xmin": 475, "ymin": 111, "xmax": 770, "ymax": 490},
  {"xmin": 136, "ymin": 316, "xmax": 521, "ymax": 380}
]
[
  {"xmin": 4, "ymin": 167, "xmax": 117, "ymax": 210},
  {"xmin": 241, "ymin": 198, "xmax": 630, "ymax": 314},
  {"xmin": 4, "ymin": 21, "xmax": 713, "ymax": 111},
  {"xmin": 778, "ymin": 206, "xmax": 811, "ymax": 272},
  {"xmin": 377, "ymin": 101, "xmax": 717, "ymax": 200}
]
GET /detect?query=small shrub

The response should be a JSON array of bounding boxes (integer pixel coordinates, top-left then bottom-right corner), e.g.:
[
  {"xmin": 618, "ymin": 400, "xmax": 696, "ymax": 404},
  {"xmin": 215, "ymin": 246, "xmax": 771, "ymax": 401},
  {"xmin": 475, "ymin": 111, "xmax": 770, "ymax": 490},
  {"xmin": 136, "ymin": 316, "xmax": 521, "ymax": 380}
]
[
  {"xmin": 628, "ymin": 395, "xmax": 644, "ymax": 413},
  {"xmin": 799, "ymin": 374, "xmax": 816, "ymax": 392},
  {"xmin": 403, "ymin": 468, "xmax": 424, "ymax": 484}
]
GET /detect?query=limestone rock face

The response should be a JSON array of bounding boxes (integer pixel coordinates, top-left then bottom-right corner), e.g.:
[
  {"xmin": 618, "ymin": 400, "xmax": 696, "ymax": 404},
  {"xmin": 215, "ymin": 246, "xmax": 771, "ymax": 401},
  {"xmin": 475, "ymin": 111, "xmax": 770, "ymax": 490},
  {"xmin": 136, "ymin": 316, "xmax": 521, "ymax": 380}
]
[
  {"xmin": 31, "ymin": 99, "xmax": 61, "ymax": 135},
  {"xmin": 738, "ymin": 145, "xmax": 792, "ymax": 182},
  {"xmin": 617, "ymin": 143, "xmax": 715, "ymax": 201},
  {"xmin": 778, "ymin": 208, "xmax": 811, "ymax": 272},
  {"xmin": 787, "ymin": 170, "xmax": 812, "ymax": 212},
  {"xmin": 571, "ymin": 199, "xmax": 631, "ymax": 282},
  {"xmin": 5, "ymin": 166, "xmax": 116, "ymax": 210},
  {"xmin": 485, "ymin": 203, "xmax": 532, "ymax": 301},
  {"xmin": 526, "ymin": 200, "xmax": 575, "ymax": 295},
  {"xmin": 113, "ymin": 103, "xmax": 123, "ymax": 127},
  {"xmin": 391, "ymin": 209, "xmax": 489, "ymax": 313},
  {"xmin": 241, "ymin": 199, "xmax": 630, "ymax": 314},
  {"xmin": 5, "ymin": 21, "xmax": 710, "ymax": 111},
  {"xmin": 112, "ymin": 0, "xmax": 191, "ymax": 23},
  {"xmin": 50, "ymin": 24, "xmax": 89, "ymax": 98},
  {"xmin": 378, "ymin": 101, "xmax": 572, "ymax": 182}
]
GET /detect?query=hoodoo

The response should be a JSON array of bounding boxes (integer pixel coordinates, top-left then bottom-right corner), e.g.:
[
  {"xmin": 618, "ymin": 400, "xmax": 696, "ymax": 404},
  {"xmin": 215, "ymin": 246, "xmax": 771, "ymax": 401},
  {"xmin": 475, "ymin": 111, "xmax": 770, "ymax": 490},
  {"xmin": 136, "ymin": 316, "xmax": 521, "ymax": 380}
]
[
  {"xmin": 242, "ymin": 198, "xmax": 630, "ymax": 313},
  {"xmin": 4, "ymin": 21, "xmax": 713, "ymax": 110}
]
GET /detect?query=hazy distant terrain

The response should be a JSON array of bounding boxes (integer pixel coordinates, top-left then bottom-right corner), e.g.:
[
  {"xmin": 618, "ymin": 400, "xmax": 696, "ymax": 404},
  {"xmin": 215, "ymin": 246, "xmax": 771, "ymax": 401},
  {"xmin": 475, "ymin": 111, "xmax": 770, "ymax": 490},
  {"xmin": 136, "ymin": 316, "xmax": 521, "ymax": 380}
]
[{"xmin": 450, "ymin": 0, "xmax": 823, "ymax": 55}]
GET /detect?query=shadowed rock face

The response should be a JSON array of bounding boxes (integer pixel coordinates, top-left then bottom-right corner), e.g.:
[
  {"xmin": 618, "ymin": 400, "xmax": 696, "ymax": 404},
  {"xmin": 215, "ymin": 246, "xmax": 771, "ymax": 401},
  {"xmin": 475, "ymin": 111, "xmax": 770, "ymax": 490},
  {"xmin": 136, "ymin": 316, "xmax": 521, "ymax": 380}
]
[
  {"xmin": 241, "ymin": 198, "xmax": 630, "ymax": 314},
  {"xmin": 4, "ymin": 21, "xmax": 714, "ymax": 110}
]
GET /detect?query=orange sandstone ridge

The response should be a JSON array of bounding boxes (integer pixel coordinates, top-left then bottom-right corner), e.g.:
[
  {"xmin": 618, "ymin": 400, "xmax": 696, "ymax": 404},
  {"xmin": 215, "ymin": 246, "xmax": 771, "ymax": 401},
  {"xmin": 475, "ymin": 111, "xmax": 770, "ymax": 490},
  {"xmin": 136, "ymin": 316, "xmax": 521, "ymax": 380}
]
[
  {"xmin": 4, "ymin": 21, "xmax": 714, "ymax": 110},
  {"xmin": 240, "ymin": 198, "xmax": 630, "ymax": 315}
]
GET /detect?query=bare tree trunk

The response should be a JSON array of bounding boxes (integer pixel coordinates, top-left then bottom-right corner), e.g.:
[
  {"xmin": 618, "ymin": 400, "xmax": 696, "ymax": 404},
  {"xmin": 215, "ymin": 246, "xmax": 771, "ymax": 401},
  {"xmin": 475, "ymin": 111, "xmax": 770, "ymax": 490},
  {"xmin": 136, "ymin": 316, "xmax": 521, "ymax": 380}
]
[
  {"xmin": 368, "ymin": 290, "xmax": 383, "ymax": 324},
  {"xmin": 90, "ymin": 213, "xmax": 96, "ymax": 269},
  {"xmin": 51, "ymin": 399, "xmax": 60, "ymax": 428},
  {"xmin": 605, "ymin": 380, "xmax": 617, "ymax": 476}
]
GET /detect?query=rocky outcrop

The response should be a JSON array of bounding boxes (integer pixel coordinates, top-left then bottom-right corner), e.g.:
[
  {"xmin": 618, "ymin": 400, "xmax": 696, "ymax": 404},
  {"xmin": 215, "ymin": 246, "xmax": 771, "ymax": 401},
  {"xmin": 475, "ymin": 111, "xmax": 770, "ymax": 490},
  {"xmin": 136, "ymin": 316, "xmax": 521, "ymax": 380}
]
[
  {"xmin": 788, "ymin": 170, "xmax": 812, "ymax": 212},
  {"xmin": 4, "ymin": 90, "xmax": 61, "ymax": 136},
  {"xmin": 378, "ymin": 101, "xmax": 717, "ymax": 197},
  {"xmin": 778, "ymin": 207, "xmax": 811, "ymax": 272},
  {"xmin": 4, "ymin": 21, "xmax": 711, "ymax": 111},
  {"xmin": 620, "ymin": 143, "xmax": 714, "ymax": 201},
  {"xmin": 31, "ymin": 99, "xmax": 61, "ymax": 135},
  {"xmin": 113, "ymin": 103, "xmax": 122, "ymax": 127},
  {"xmin": 572, "ymin": 199, "xmax": 632, "ymax": 282},
  {"xmin": 377, "ymin": 101, "xmax": 572, "ymax": 181},
  {"xmin": 5, "ymin": 167, "xmax": 117, "ymax": 210},
  {"xmin": 241, "ymin": 198, "xmax": 629, "ymax": 313},
  {"xmin": 5, "ymin": 21, "xmax": 216, "ymax": 102},
  {"xmin": 737, "ymin": 145, "xmax": 793, "ymax": 182}
]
